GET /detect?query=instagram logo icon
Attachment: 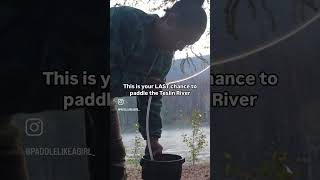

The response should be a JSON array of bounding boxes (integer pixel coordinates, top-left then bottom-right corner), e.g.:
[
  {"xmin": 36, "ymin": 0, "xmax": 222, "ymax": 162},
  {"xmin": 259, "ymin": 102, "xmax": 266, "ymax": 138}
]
[{"xmin": 25, "ymin": 118, "xmax": 44, "ymax": 136}]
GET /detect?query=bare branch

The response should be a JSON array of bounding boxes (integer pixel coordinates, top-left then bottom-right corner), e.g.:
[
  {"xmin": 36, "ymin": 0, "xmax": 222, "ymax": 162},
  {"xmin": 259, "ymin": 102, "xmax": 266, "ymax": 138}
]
[
  {"xmin": 303, "ymin": 0, "xmax": 319, "ymax": 11},
  {"xmin": 247, "ymin": 0, "xmax": 257, "ymax": 19},
  {"xmin": 230, "ymin": 0, "xmax": 240, "ymax": 39},
  {"xmin": 225, "ymin": 0, "xmax": 234, "ymax": 36},
  {"xmin": 261, "ymin": 0, "xmax": 276, "ymax": 32},
  {"xmin": 190, "ymin": 47, "xmax": 209, "ymax": 66}
]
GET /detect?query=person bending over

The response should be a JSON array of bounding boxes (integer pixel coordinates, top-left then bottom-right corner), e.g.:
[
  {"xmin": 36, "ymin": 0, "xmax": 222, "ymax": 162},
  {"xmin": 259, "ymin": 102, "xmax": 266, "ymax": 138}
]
[{"xmin": 110, "ymin": 0, "xmax": 207, "ymax": 179}]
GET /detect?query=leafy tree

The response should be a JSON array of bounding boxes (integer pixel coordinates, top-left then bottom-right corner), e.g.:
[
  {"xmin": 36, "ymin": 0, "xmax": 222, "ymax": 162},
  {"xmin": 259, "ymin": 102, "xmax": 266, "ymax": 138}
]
[
  {"xmin": 126, "ymin": 123, "xmax": 145, "ymax": 167},
  {"xmin": 182, "ymin": 110, "xmax": 208, "ymax": 165}
]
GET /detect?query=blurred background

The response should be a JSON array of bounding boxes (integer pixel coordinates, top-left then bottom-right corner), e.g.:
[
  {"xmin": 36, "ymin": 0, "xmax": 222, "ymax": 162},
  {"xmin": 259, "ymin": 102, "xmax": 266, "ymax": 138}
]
[
  {"xmin": 12, "ymin": 0, "xmax": 211, "ymax": 180},
  {"xmin": 212, "ymin": 0, "xmax": 320, "ymax": 179}
]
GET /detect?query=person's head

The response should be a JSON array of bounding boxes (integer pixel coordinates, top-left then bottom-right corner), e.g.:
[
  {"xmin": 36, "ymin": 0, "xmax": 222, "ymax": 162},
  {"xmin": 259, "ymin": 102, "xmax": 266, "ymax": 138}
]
[{"xmin": 153, "ymin": 0, "xmax": 207, "ymax": 51}]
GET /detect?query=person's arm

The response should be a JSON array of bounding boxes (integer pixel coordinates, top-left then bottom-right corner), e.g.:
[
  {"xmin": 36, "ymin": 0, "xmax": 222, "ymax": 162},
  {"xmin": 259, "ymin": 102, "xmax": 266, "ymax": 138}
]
[
  {"xmin": 137, "ymin": 50, "xmax": 173, "ymax": 139},
  {"xmin": 136, "ymin": 78, "xmax": 164, "ymax": 157},
  {"xmin": 137, "ymin": 91, "xmax": 163, "ymax": 139},
  {"xmin": 136, "ymin": 52, "xmax": 173, "ymax": 155},
  {"xmin": 110, "ymin": 7, "xmax": 148, "ymax": 95},
  {"xmin": 137, "ymin": 92, "xmax": 164, "ymax": 156}
]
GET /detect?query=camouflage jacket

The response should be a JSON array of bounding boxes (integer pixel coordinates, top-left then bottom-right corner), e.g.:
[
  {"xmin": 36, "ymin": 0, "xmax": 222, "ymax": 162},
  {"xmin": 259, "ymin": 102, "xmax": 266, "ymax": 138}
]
[{"xmin": 110, "ymin": 6, "xmax": 174, "ymax": 139}]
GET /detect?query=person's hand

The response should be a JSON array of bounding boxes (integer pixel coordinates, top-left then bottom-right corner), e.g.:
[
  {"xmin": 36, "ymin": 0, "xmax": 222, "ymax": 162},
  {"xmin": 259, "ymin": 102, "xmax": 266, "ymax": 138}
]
[{"xmin": 145, "ymin": 137, "xmax": 163, "ymax": 157}]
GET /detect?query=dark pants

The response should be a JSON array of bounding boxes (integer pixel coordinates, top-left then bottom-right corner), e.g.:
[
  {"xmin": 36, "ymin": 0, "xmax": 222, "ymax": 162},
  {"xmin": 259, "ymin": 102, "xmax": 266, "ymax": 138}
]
[
  {"xmin": 0, "ymin": 116, "xmax": 28, "ymax": 180},
  {"xmin": 85, "ymin": 102, "xmax": 127, "ymax": 180},
  {"xmin": 110, "ymin": 103, "xmax": 127, "ymax": 180}
]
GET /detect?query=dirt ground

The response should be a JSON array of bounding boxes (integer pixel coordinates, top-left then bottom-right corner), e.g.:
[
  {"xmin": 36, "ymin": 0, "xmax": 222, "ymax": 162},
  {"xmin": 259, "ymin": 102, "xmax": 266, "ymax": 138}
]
[{"xmin": 126, "ymin": 162, "xmax": 210, "ymax": 180}]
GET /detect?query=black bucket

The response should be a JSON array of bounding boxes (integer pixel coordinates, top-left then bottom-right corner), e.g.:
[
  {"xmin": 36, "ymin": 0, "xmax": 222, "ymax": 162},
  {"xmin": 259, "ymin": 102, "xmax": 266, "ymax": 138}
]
[{"xmin": 140, "ymin": 154, "xmax": 185, "ymax": 180}]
